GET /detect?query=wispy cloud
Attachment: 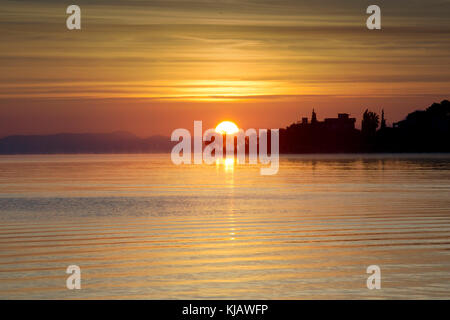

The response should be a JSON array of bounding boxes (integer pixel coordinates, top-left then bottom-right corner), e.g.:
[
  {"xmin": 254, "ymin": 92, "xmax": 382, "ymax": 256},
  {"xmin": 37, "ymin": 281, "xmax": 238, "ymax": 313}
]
[{"xmin": 0, "ymin": 0, "xmax": 449, "ymax": 135}]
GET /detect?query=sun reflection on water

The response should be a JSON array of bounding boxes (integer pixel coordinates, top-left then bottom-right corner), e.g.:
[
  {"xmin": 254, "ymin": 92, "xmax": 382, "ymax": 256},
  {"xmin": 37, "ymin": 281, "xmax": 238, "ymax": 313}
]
[{"xmin": 215, "ymin": 157, "xmax": 235, "ymax": 172}]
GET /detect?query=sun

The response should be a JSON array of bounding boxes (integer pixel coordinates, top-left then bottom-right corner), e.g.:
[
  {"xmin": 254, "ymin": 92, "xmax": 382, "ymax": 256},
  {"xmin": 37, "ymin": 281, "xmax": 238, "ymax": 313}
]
[{"xmin": 215, "ymin": 121, "xmax": 239, "ymax": 135}]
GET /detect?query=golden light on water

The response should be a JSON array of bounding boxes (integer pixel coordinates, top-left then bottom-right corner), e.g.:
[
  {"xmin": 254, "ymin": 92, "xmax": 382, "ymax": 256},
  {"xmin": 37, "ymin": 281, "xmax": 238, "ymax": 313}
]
[
  {"xmin": 224, "ymin": 157, "xmax": 235, "ymax": 172},
  {"xmin": 215, "ymin": 157, "xmax": 235, "ymax": 172}
]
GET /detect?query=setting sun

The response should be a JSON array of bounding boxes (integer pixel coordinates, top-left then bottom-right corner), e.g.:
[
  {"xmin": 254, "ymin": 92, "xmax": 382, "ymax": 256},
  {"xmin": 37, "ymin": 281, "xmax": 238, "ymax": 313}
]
[{"xmin": 215, "ymin": 121, "xmax": 239, "ymax": 135}]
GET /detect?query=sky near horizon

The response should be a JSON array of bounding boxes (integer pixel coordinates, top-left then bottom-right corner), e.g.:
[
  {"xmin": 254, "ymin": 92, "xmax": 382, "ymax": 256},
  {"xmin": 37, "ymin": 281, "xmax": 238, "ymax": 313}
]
[{"xmin": 1, "ymin": 0, "xmax": 449, "ymax": 137}]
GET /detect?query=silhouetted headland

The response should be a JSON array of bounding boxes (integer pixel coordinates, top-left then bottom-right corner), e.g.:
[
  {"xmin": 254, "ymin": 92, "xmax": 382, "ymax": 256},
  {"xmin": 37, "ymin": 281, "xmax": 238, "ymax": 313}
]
[
  {"xmin": 0, "ymin": 100, "xmax": 448, "ymax": 154},
  {"xmin": 280, "ymin": 99, "xmax": 450, "ymax": 153}
]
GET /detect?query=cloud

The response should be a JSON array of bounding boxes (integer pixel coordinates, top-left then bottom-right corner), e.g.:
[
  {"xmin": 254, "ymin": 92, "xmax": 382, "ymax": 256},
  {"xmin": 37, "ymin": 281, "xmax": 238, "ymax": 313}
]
[{"xmin": 0, "ymin": 0, "xmax": 449, "ymax": 135}]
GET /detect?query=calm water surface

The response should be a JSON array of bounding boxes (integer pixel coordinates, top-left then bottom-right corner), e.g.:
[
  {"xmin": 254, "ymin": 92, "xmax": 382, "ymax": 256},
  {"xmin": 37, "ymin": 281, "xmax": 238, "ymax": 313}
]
[{"xmin": 0, "ymin": 154, "xmax": 449, "ymax": 299}]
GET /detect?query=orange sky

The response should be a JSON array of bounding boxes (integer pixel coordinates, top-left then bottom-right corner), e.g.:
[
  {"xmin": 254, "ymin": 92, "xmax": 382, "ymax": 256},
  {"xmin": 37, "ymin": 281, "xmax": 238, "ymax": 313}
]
[{"xmin": 0, "ymin": 0, "xmax": 449, "ymax": 137}]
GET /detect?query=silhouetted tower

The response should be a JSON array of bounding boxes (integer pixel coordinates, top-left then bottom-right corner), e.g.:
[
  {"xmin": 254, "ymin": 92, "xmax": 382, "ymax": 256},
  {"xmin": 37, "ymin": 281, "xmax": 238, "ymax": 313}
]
[
  {"xmin": 311, "ymin": 109, "xmax": 318, "ymax": 124},
  {"xmin": 380, "ymin": 109, "xmax": 386, "ymax": 129}
]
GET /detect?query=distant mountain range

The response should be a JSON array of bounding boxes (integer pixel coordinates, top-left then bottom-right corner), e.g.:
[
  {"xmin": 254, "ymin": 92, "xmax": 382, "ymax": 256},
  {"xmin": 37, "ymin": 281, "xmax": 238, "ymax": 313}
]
[{"xmin": 0, "ymin": 131, "xmax": 173, "ymax": 154}]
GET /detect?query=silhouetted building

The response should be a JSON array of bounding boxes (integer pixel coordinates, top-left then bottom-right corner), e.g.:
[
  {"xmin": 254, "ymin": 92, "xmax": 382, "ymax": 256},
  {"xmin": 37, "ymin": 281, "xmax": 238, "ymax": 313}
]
[
  {"xmin": 323, "ymin": 113, "xmax": 356, "ymax": 130},
  {"xmin": 294, "ymin": 110, "xmax": 356, "ymax": 131},
  {"xmin": 280, "ymin": 109, "xmax": 360, "ymax": 153}
]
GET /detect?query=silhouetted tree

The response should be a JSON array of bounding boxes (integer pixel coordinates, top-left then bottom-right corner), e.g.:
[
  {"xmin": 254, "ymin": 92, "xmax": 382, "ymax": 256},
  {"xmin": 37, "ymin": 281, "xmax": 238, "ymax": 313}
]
[
  {"xmin": 362, "ymin": 109, "xmax": 379, "ymax": 137},
  {"xmin": 380, "ymin": 109, "xmax": 386, "ymax": 129},
  {"xmin": 390, "ymin": 99, "xmax": 450, "ymax": 152},
  {"xmin": 311, "ymin": 109, "xmax": 318, "ymax": 124}
]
